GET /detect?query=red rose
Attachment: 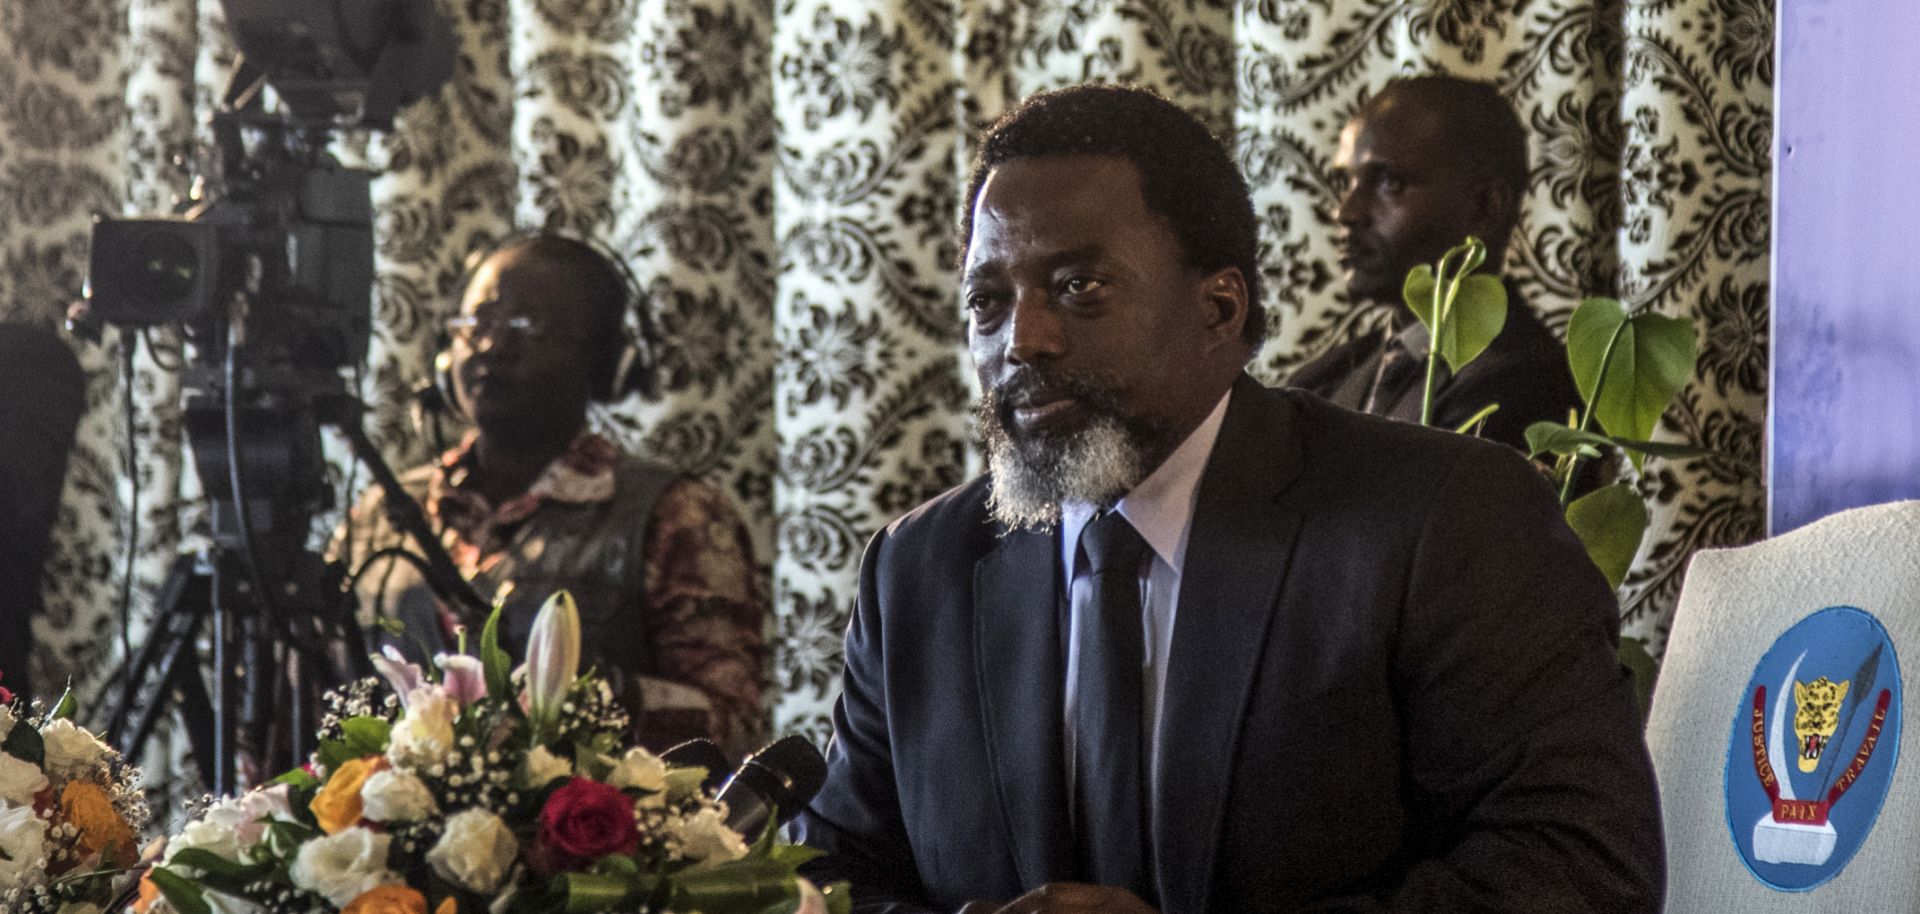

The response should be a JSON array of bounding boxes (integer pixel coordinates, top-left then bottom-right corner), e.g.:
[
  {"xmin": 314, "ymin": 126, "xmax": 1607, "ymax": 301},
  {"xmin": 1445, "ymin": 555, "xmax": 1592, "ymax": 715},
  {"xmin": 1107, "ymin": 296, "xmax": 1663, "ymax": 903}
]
[{"xmin": 537, "ymin": 777, "xmax": 640, "ymax": 870}]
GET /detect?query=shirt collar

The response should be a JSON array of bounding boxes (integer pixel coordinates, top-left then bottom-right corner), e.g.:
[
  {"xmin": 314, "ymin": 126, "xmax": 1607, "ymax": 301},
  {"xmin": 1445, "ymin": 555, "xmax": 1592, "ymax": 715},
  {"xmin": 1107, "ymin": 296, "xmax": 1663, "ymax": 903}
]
[{"xmin": 1061, "ymin": 388, "xmax": 1233, "ymax": 576}]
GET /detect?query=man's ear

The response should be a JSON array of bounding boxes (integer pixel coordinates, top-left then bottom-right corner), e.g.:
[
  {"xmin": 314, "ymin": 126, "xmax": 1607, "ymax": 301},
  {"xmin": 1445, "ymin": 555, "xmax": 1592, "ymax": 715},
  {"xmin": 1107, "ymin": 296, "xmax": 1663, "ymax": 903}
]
[
  {"xmin": 1471, "ymin": 180, "xmax": 1520, "ymax": 243},
  {"xmin": 1198, "ymin": 267, "xmax": 1249, "ymax": 349}
]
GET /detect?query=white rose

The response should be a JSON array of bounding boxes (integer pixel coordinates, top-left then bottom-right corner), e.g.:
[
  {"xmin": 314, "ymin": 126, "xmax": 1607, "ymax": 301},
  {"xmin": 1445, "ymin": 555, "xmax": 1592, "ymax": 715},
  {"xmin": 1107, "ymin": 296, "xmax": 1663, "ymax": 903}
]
[
  {"xmin": 519, "ymin": 745, "xmax": 572, "ymax": 789},
  {"xmin": 675, "ymin": 804, "xmax": 748, "ymax": 864},
  {"xmin": 607, "ymin": 746, "xmax": 667, "ymax": 793},
  {"xmin": 288, "ymin": 828, "xmax": 400, "ymax": 907},
  {"xmin": 360, "ymin": 769, "xmax": 437, "ymax": 823},
  {"xmin": 0, "ymin": 751, "xmax": 49, "ymax": 806},
  {"xmin": 0, "ymin": 705, "xmax": 15, "ymax": 743},
  {"xmin": 425, "ymin": 808, "xmax": 518, "ymax": 894},
  {"xmin": 232, "ymin": 785, "xmax": 295, "ymax": 849},
  {"xmin": 0, "ymin": 801, "xmax": 50, "ymax": 886},
  {"xmin": 39, "ymin": 719, "xmax": 109, "ymax": 778},
  {"xmin": 386, "ymin": 689, "xmax": 457, "ymax": 769}
]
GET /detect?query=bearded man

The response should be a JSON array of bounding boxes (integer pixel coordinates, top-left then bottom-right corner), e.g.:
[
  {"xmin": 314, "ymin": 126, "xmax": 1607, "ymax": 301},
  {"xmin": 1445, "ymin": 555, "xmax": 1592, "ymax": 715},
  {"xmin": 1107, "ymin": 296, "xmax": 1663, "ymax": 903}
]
[{"xmin": 791, "ymin": 84, "xmax": 1662, "ymax": 914}]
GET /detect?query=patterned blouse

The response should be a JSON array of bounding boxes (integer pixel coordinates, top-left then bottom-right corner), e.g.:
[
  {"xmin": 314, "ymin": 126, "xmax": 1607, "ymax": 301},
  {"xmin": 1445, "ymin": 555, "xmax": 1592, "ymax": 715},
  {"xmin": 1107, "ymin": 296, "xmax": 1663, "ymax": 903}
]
[{"xmin": 331, "ymin": 431, "xmax": 769, "ymax": 760}]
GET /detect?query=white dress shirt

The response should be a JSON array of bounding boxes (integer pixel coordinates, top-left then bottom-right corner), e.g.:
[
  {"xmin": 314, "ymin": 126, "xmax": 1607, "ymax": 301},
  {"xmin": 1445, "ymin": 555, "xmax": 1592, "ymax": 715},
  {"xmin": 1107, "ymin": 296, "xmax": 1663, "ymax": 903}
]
[{"xmin": 1060, "ymin": 389, "xmax": 1232, "ymax": 800}]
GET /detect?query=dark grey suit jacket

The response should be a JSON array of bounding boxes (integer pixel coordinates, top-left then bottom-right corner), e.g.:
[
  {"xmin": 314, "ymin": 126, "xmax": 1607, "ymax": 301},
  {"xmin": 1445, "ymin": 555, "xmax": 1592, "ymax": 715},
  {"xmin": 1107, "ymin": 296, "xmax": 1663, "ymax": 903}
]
[{"xmin": 793, "ymin": 376, "xmax": 1662, "ymax": 913}]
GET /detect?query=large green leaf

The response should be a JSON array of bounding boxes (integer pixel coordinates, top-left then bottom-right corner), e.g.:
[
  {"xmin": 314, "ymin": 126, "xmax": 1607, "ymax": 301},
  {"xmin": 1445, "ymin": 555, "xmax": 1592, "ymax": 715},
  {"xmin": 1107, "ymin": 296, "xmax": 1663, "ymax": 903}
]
[
  {"xmin": 1565, "ymin": 483, "xmax": 1650, "ymax": 591},
  {"xmin": 1565, "ymin": 298, "xmax": 1697, "ymax": 467},
  {"xmin": 148, "ymin": 868, "xmax": 213, "ymax": 914},
  {"xmin": 1403, "ymin": 267, "xmax": 1508, "ymax": 374}
]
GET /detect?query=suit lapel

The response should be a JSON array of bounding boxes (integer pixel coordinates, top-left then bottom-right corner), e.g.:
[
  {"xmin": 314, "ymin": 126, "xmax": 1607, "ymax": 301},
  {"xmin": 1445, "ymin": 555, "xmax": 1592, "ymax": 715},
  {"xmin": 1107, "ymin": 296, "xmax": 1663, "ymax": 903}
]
[
  {"xmin": 1153, "ymin": 377, "xmax": 1306, "ymax": 914},
  {"xmin": 974, "ymin": 525, "xmax": 1073, "ymax": 888}
]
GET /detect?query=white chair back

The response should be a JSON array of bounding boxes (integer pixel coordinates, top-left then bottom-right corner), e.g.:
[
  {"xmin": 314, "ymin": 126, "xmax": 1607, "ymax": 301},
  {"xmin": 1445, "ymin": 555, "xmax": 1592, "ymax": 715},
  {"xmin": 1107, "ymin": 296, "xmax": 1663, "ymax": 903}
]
[{"xmin": 1648, "ymin": 499, "xmax": 1920, "ymax": 912}]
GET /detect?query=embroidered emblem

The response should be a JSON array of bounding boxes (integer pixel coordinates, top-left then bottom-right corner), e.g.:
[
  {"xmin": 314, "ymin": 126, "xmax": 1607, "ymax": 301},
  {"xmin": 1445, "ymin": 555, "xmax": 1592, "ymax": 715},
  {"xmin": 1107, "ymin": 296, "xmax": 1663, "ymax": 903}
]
[{"xmin": 1724, "ymin": 606, "xmax": 1903, "ymax": 891}]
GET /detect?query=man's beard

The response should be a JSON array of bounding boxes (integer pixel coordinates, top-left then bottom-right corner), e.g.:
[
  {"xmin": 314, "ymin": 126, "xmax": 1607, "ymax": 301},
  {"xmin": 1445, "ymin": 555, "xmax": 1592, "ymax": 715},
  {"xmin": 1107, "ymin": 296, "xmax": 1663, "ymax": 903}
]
[{"xmin": 975, "ymin": 368, "xmax": 1169, "ymax": 532}]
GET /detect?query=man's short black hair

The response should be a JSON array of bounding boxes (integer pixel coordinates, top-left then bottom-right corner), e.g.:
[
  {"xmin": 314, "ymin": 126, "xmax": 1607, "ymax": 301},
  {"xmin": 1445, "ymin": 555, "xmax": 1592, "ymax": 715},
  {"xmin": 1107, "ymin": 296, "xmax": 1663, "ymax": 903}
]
[
  {"xmin": 960, "ymin": 84, "xmax": 1266, "ymax": 350},
  {"xmin": 1368, "ymin": 75, "xmax": 1529, "ymax": 206}
]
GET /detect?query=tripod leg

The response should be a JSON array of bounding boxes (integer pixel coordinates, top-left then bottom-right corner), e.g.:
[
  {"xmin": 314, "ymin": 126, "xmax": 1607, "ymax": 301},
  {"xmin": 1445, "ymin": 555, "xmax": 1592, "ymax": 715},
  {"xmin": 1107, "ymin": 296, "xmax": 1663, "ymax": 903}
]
[{"xmin": 105, "ymin": 556, "xmax": 211, "ymax": 760}]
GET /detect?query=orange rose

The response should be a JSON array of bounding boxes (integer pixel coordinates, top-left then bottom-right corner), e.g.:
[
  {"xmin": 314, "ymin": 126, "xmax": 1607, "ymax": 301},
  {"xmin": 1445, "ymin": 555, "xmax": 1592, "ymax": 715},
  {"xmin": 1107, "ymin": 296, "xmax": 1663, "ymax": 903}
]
[
  {"xmin": 436, "ymin": 898, "xmax": 458, "ymax": 914},
  {"xmin": 59, "ymin": 779, "xmax": 137, "ymax": 865},
  {"xmin": 132, "ymin": 871, "xmax": 163, "ymax": 913},
  {"xmin": 311, "ymin": 756, "xmax": 390, "ymax": 835},
  {"xmin": 342, "ymin": 885, "xmax": 428, "ymax": 914}
]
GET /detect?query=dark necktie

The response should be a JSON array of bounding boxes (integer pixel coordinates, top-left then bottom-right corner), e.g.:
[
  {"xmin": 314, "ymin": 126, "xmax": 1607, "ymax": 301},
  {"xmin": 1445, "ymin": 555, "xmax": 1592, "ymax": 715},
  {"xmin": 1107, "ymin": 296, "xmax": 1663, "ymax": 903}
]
[{"xmin": 1074, "ymin": 509, "xmax": 1152, "ymax": 896}]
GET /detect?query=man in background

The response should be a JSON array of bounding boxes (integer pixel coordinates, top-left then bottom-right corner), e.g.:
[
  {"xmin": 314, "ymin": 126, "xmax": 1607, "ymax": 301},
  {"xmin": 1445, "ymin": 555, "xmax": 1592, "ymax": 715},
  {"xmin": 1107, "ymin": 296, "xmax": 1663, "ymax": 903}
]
[
  {"xmin": 0, "ymin": 322, "xmax": 87, "ymax": 701},
  {"xmin": 1287, "ymin": 75, "xmax": 1582, "ymax": 452}
]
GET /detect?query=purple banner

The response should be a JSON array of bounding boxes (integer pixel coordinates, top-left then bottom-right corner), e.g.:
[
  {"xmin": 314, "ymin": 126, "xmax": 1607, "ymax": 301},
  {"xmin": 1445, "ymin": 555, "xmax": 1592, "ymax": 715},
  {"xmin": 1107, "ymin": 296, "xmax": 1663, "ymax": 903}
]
[{"xmin": 1771, "ymin": 0, "xmax": 1920, "ymax": 533}]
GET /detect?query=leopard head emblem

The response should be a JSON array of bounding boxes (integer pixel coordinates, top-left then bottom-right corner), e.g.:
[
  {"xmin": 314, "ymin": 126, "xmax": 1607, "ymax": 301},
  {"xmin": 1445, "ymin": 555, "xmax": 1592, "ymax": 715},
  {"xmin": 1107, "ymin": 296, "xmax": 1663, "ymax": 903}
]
[{"xmin": 1794, "ymin": 677, "xmax": 1851, "ymax": 773}]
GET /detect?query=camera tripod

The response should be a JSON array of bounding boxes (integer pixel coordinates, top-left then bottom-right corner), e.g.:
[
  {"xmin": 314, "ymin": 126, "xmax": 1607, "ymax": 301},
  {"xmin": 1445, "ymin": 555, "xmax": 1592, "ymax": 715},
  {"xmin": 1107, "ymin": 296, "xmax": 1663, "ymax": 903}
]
[{"xmin": 103, "ymin": 394, "xmax": 483, "ymax": 794}]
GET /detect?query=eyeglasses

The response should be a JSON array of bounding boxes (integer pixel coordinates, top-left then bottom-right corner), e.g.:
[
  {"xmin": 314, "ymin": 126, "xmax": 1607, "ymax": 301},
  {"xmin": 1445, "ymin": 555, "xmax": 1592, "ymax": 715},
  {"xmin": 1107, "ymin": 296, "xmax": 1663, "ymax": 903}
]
[{"xmin": 446, "ymin": 313, "xmax": 577, "ymax": 344}]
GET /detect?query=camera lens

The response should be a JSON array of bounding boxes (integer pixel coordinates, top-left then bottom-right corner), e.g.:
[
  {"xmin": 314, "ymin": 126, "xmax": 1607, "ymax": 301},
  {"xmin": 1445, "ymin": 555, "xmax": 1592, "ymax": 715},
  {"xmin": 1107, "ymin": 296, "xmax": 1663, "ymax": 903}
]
[{"xmin": 128, "ymin": 230, "xmax": 202, "ymax": 303}]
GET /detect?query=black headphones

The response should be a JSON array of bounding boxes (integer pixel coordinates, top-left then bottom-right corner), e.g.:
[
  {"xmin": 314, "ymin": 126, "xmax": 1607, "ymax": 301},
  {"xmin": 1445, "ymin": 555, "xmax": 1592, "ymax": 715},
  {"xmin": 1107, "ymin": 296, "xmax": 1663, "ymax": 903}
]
[{"xmin": 415, "ymin": 230, "xmax": 658, "ymax": 440}]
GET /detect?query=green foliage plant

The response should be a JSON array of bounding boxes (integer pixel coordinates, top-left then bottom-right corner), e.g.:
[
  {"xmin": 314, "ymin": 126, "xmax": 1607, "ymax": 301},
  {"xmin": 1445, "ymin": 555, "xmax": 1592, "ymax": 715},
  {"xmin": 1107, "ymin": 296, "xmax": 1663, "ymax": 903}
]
[{"xmin": 1407, "ymin": 238, "xmax": 1709, "ymax": 710}]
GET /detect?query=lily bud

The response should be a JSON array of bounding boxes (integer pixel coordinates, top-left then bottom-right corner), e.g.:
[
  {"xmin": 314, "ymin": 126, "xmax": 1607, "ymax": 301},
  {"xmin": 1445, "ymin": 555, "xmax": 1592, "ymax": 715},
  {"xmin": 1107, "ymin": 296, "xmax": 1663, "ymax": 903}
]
[{"xmin": 522, "ymin": 591, "xmax": 582, "ymax": 732}]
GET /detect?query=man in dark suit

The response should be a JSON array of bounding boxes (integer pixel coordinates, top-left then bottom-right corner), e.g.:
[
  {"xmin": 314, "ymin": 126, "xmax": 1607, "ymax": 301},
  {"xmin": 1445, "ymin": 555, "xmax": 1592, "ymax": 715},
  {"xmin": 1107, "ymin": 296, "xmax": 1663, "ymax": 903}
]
[
  {"xmin": 793, "ymin": 85, "xmax": 1662, "ymax": 913},
  {"xmin": 1286, "ymin": 75, "xmax": 1581, "ymax": 453},
  {"xmin": 0, "ymin": 322, "xmax": 87, "ymax": 700}
]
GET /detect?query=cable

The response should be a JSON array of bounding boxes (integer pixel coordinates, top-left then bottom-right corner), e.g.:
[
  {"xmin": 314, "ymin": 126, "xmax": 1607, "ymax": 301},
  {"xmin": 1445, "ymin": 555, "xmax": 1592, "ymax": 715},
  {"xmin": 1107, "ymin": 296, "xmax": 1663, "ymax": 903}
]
[
  {"xmin": 343, "ymin": 546, "xmax": 438, "ymax": 595},
  {"xmin": 222, "ymin": 316, "xmax": 282, "ymax": 623},
  {"xmin": 119, "ymin": 329, "xmax": 139, "ymax": 663}
]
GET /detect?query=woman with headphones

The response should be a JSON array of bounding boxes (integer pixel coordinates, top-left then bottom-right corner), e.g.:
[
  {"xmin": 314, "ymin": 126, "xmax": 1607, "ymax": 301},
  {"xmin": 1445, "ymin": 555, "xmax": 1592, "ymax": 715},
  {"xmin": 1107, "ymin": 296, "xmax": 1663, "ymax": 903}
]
[{"xmin": 330, "ymin": 233, "xmax": 767, "ymax": 761}]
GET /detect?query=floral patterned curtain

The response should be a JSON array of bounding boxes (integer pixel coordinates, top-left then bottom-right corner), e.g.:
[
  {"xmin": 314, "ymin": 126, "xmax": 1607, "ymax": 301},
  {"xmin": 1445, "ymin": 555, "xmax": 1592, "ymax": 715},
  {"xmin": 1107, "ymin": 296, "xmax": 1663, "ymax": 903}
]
[{"xmin": 3, "ymin": 0, "xmax": 1768, "ymax": 799}]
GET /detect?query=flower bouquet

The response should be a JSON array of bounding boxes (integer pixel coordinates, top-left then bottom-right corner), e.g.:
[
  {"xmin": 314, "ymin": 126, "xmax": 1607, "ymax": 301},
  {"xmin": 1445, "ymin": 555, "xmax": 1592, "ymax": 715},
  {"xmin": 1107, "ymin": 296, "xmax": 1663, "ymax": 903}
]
[
  {"xmin": 0, "ymin": 685, "xmax": 152, "ymax": 914},
  {"xmin": 142, "ymin": 592, "xmax": 845, "ymax": 914}
]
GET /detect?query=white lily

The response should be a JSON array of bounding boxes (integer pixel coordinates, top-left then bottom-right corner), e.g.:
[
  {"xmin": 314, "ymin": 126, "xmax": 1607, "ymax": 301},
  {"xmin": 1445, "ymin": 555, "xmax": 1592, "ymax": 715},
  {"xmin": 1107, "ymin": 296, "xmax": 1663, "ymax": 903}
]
[{"xmin": 521, "ymin": 590, "xmax": 582, "ymax": 734}]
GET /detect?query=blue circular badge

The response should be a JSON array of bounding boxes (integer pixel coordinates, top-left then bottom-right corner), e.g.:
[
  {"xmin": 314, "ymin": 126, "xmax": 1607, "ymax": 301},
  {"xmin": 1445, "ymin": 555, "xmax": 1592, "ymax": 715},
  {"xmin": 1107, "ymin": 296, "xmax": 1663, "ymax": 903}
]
[{"xmin": 1723, "ymin": 606, "xmax": 1903, "ymax": 891}]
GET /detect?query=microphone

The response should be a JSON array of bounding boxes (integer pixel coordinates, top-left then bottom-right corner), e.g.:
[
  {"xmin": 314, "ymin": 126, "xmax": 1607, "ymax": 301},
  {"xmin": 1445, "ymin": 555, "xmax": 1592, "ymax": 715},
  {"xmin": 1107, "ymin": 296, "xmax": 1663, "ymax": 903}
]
[
  {"xmin": 660, "ymin": 738, "xmax": 732, "ymax": 792},
  {"xmin": 714, "ymin": 735, "xmax": 827, "ymax": 839}
]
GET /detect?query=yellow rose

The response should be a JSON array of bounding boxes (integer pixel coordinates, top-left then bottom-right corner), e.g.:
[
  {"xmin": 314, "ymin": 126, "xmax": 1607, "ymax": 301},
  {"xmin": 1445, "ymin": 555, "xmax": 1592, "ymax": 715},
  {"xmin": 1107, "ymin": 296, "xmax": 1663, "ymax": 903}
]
[
  {"xmin": 311, "ymin": 756, "xmax": 390, "ymax": 835},
  {"xmin": 59, "ymin": 779, "xmax": 137, "ymax": 865},
  {"xmin": 342, "ymin": 885, "xmax": 428, "ymax": 914}
]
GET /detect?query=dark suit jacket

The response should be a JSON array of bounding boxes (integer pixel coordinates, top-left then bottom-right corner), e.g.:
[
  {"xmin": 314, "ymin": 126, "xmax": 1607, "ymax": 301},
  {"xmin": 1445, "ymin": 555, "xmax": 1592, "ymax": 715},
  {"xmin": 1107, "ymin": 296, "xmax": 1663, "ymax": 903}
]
[
  {"xmin": 0, "ymin": 323, "xmax": 86, "ymax": 699},
  {"xmin": 1286, "ymin": 294, "xmax": 1580, "ymax": 455},
  {"xmin": 793, "ymin": 376, "xmax": 1662, "ymax": 914}
]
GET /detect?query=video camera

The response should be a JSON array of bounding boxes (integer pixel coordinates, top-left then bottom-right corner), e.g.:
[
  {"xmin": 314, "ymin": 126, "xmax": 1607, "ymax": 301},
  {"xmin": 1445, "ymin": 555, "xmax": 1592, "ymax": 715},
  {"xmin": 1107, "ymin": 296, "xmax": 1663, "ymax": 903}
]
[
  {"xmin": 84, "ymin": 0, "xmax": 455, "ymax": 575},
  {"xmin": 84, "ymin": 0, "xmax": 474, "ymax": 792}
]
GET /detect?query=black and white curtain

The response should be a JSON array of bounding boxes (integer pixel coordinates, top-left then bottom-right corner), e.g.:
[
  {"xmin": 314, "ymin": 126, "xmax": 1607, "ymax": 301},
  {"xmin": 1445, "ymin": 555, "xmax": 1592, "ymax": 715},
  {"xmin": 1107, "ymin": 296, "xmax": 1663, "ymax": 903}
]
[{"xmin": 1, "ymin": 0, "xmax": 1768, "ymax": 802}]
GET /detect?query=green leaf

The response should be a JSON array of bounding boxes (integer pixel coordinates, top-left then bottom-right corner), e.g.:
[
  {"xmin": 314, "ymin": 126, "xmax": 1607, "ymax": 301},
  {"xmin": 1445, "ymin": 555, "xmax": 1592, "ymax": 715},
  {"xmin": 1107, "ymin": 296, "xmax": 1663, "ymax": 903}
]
[
  {"xmin": 1403, "ymin": 257, "xmax": 1508, "ymax": 374},
  {"xmin": 2, "ymin": 717, "xmax": 44, "ymax": 765},
  {"xmin": 1525, "ymin": 423, "xmax": 1612, "ymax": 460},
  {"xmin": 339, "ymin": 716, "xmax": 391, "ymax": 756},
  {"xmin": 149, "ymin": 867, "xmax": 213, "ymax": 914},
  {"xmin": 1609, "ymin": 437, "xmax": 1719, "ymax": 461},
  {"xmin": 315, "ymin": 738, "xmax": 354, "ymax": 773},
  {"xmin": 672, "ymin": 857, "xmax": 802, "ymax": 912},
  {"xmin": 1565, "ymin": 483, "xmax": 1650, "ymax": 591},
  {"xmin": 1565, "ymin": 297, "xmax": 1697, "ymax": 467},
  {"xmin": 768, "ymin": 842, "xmax": 826, "ymax": 868},
  {"xmin": 167, "ymin": 848, "xmax": 274, "ymax": 880},
  {"xmin": 1451, "ymin": 402, "xmax": 1500, "ymax": 437},
  {"xmin": 267, "ymin": 767, "xmax": 321, "ymax": 789},
  {"xmin": 822, "ymin": 881, "xmax": 854, "ymax": 914},
  {"xmin": 50, "ymin": 680, "xmax": 76, "ymax": 720},
  {"xmin": 556, "ymin": 871, "xmax": 639, "ymax": 913},
  {"xmin": 481, "ymin": 604, "xmax": 513, "ymax": 702}
]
